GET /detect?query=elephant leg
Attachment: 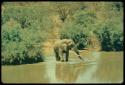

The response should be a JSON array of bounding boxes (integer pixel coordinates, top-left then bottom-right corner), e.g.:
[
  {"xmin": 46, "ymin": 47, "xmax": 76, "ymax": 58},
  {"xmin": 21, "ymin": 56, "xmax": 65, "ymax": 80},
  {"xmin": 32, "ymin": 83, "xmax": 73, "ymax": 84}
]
[
  {"xmin": 60, "ymin": 51, "xmax": 64, "ymax": 62},
  {"xmin": 54, "ymin": 49, "xmax": 60, "ymax": 61},
  {"xmin": 56, "ymin": 52, "xmax": 60, "ymax": 61},
  {"xmin": 65, "ymin": 51, "xmax": 69, "ymax": 62}
]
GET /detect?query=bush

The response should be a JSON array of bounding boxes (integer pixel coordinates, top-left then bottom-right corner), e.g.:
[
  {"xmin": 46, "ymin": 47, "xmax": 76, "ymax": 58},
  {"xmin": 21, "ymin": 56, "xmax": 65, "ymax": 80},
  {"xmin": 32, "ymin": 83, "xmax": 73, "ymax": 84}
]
[
  {"xmin": 1, "ymin": 17, "xmax": 46, "ymax": 65},
  {"xmin": 94, "ymin": 23, "xmax": 123, "ymax": 51},
  {"xmin": 99, "ymin": 26, "xmax": 113, "ymax": 51},
  {"xmin": 2, "ymin": 3, "xmax": 54, "ymax": 65},
  {"xmin": 59, "ymin": 10, "xmax": 96, "ymax": 50},
  {"xmin": 60, "ymin": 21, "xmax": 89, "ymax": 50},
  {"xmin": 2, "ymin": 6, "xmax": 52, "ymax": 29},
  {"xmin": 113, "ymin": 32, "xmax": 123, "ymax": 51}
]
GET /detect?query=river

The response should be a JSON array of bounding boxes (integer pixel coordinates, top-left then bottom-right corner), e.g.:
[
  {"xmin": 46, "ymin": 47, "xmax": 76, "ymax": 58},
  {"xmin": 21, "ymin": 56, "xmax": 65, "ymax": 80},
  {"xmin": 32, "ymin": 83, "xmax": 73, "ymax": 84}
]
[{"xmin": 2, "ymin": 51, "xmax": 123, "ymax": 83}]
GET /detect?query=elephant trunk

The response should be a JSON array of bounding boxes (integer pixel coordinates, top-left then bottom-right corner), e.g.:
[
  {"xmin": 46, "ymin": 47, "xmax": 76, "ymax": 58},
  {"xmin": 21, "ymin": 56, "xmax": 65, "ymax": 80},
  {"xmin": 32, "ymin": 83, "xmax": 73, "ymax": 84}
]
[{"xmin": 72, "ymin": 46, "xmax": 84, "ymax": 61}]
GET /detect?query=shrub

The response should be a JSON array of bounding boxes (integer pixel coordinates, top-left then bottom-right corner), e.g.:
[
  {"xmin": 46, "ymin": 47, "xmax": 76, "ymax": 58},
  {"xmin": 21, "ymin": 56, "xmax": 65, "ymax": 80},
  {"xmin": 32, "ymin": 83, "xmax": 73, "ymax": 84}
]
[
  {"xmin": 2, "ymin": 3, "xmax": 54, "ymax": 65},
  {"xmin": 113, "ymin": 32, "xmax": 123, "ymax": 51},
  {"xmin": 60, "ymin": 21, "xmax": 89, "ymax": 50},
  {"xmin": 1, "ymin": 18, "xmax": 45, "ymax": 65},
  {"xmin": 94, "ymin": 23, "xmax": 123, "ymax": 51},
  {"xmin": 59, "ymin": 11, "xmax": 96, "ymax": 50}
]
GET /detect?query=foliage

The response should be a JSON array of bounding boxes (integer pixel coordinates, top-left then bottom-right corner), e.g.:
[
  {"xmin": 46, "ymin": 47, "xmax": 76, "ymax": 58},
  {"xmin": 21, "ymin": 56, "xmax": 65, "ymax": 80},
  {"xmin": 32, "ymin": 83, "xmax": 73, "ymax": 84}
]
[
  {"xmin": 53, "ymin": 2, "xmax": 82, "ymax": 22},
  {"xmin": 60, "ymin": 10, "xmax": 96, "ymax": 50},
  {"xmin": 93, "ymin": 2, "xmax": 123, "ymax": 51},
  {"xmin": 94, "ymin": 23, "xmax": 123, "ymax": 51},
  {"xmin": 60, "ymin": 2, "xmax": 123, "ymax": 51},
  {"xmin": 1, "ymin": 20, "xmax": 45, "ymax": 65},
  {"xmin": 1, "ymin": 4, "xmax": 53, "ymax": 65},
  {"xmin": 1, "ymin": 2, "xmax": 124, "ymax": 65}
]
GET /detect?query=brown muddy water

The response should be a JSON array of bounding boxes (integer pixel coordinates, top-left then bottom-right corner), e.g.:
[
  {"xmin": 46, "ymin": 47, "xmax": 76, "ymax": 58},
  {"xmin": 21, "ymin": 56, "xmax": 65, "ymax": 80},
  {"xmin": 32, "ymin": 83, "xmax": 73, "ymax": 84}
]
[{"xmin": 1, "ymin": 51, "xmax": 123, "ymax": 83}]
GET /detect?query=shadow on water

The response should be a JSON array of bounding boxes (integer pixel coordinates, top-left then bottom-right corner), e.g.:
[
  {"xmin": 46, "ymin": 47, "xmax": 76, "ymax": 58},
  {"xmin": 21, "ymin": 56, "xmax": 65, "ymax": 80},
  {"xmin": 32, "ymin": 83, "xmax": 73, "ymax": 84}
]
[{"xmin": 2, "ymin": 51, "xmax": 123, "ymax": 83}]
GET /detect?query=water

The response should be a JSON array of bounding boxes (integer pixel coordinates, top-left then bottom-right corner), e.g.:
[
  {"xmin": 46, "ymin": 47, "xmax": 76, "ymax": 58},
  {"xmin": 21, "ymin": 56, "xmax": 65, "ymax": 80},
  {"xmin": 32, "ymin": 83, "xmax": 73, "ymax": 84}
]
[{"xmin": 2, "ymin": 51, "xmax": 123, "ymax": 83}]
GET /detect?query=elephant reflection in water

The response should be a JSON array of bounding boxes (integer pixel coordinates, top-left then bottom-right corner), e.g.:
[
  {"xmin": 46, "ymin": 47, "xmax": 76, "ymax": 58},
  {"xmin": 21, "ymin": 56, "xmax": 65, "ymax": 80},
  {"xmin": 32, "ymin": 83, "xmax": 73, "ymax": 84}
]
[
  {"xmin": 55, "ymin": 63, "xmax": 82, "ymax": 83},
  {"xmin": 53, "ymin": 39, "xmax": 84, "ymax": 62}
]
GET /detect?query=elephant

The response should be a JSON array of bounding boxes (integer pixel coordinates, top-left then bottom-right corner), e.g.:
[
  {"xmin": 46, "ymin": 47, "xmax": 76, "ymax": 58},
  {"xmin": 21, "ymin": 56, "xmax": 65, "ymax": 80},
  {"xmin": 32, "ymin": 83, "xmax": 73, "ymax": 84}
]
[{"xmin": 53, "ymin": 39, "xmax": 83, "ymax": 62}]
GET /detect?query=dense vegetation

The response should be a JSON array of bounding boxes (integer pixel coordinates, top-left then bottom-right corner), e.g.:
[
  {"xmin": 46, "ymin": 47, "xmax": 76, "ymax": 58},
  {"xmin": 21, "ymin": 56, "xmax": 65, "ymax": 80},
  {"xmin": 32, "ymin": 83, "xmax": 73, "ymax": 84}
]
[
  {"xmin": 2, "ymin": 3, "xmax": 53, "ymax": 65},
  {"xmin": 1, "ymin": 2, "xmax": 123, "ymax": 65},
  {"xmin": 58, "ymin": 2, "xmax": 123, "ymax": 51}
]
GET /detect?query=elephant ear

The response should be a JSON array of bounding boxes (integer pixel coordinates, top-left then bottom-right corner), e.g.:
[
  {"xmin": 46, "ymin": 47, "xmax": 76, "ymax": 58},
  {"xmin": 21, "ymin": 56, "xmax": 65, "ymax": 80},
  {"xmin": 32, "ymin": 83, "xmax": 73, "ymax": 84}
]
[{"xmin": 67, "ymin": 40, "xmax": 75, "ymax": 49}]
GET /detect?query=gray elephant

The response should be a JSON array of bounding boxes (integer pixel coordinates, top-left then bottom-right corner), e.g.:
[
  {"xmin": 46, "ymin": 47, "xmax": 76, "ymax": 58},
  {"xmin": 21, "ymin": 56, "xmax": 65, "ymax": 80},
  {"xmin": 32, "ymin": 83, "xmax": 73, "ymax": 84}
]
[{"xmin": 53, "ymin": 39, "xmax": 83, "ymax": 62}]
